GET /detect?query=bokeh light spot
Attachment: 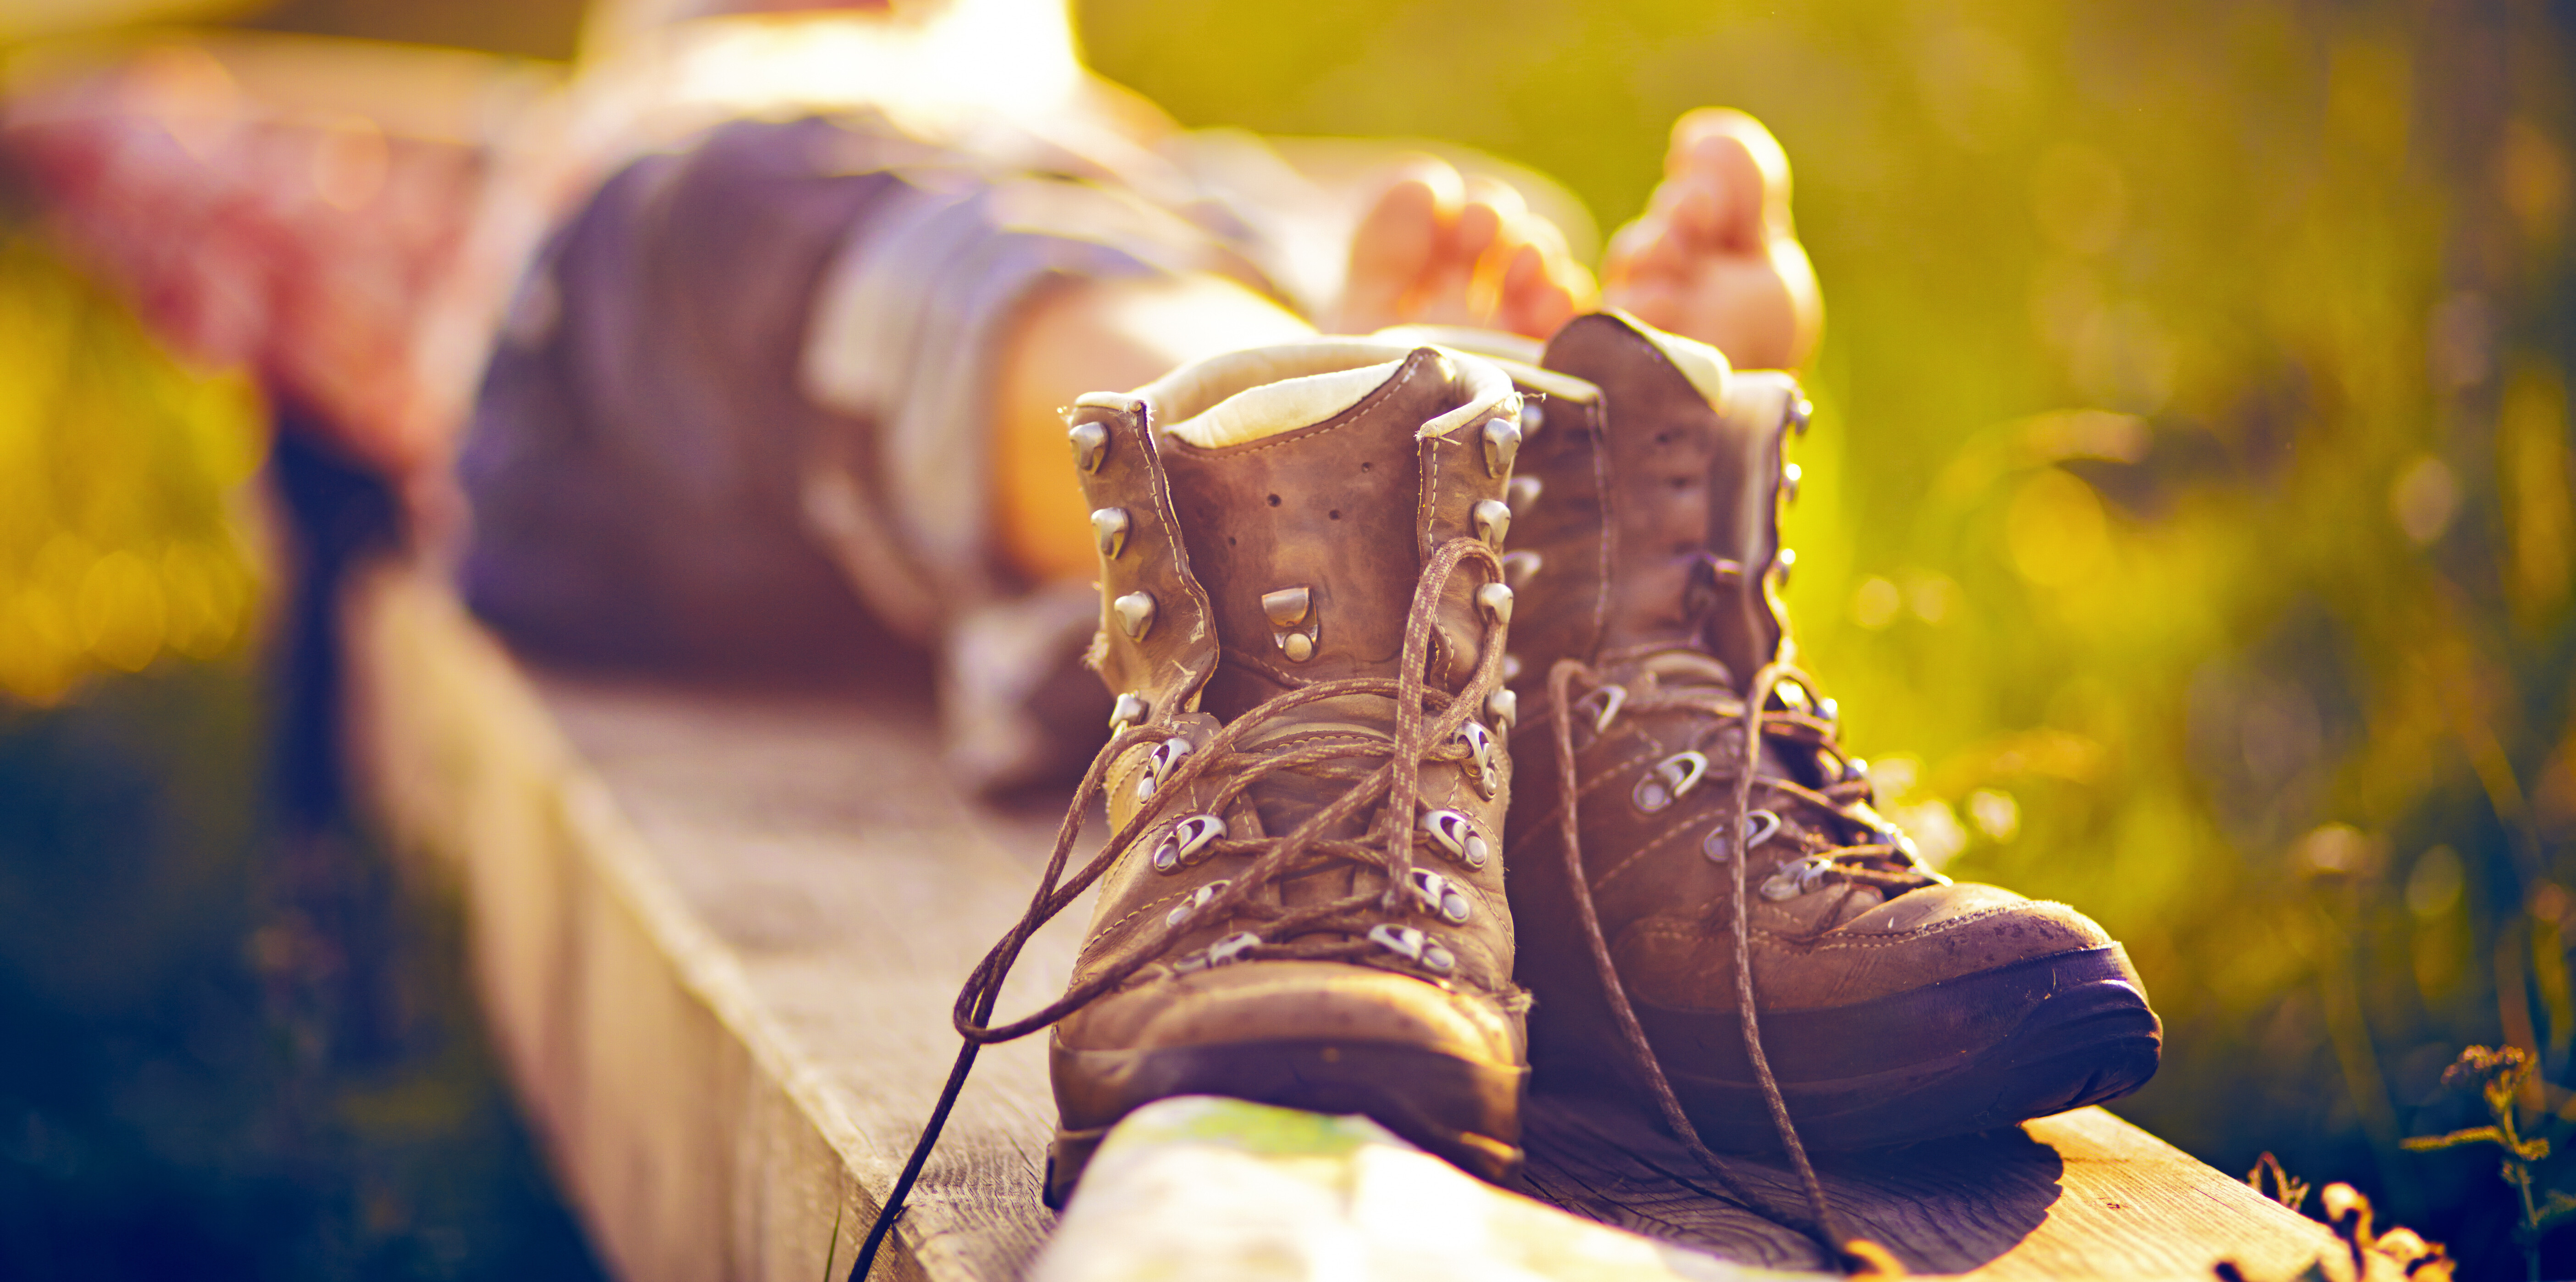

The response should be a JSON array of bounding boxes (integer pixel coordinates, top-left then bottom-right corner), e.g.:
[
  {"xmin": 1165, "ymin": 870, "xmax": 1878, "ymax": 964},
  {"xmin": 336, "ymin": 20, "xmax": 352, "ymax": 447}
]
[
  {"xmin": 161, "ymin": 539, "xmax": 247, "ymax": 659},
  {"xmin": 1904, "ymin": 571, "xmax": 1958, "ymax": 623},
  {"xmin": 2005, "ymin": 468, "xmax": 2112, "ymax": 587},
  {"xmin": 77, "ymin": 548, "xmax": 167, "ymax": 673},
  {"xmin": 1892, "ymin": 798, "xmax": 1965, "ymax": 868},
  {"xmin": 1967, "ymin": 788, "xmax": 2021, "ymax": 842},
  {"xmin": 1851, "ymin": 575, "xmax": 1900, "ymax": 628},
  {"xmin": 2390, "ymin": 454, "xmax": 2458, "ymax": 544},
  {"xmin": 2405, "ymin": 846, "xmax": 2465, "ymax": 917}
]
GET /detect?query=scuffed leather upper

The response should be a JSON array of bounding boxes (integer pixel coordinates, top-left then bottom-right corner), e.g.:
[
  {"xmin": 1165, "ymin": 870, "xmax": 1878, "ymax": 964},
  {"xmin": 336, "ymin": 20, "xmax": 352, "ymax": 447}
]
[
  {"xmin": 1499, "ymin": 312, "xmax": 2113, "ymax": 1018},
  {"xmin": 1055, "ymin": 343, "xmax": 1527, "ymax": 1069}
]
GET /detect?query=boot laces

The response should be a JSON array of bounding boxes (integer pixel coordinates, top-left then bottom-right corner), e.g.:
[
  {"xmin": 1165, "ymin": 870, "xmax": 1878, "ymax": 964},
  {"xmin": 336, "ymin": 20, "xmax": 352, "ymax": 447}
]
[
  {"xmin": 1543, "ymin": 643, "xmax": 1938, "ymax": 1274},
  {"xmin": 1571, "ymin": 649, "xmax": 1944, "ymax": 899},
  {"xmin": 852, "ymin": 536, "xmax": 1511, "ymax": 1278}
]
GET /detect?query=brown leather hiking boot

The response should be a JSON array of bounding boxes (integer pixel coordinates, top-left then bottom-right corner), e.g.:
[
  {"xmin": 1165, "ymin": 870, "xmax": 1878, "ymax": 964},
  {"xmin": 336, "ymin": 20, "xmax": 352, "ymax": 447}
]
[
  {"xmin": 1002, "ymin": 340, "xmax": 1535, "ymax": 1204},
  {"xmin": 1499, "ymin": 311, "xmax": 2161, "ymax": 1151}
]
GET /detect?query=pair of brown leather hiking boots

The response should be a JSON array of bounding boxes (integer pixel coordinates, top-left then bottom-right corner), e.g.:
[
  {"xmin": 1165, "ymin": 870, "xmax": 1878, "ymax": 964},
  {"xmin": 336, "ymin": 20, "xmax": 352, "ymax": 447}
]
[{"xmin": 997, "ymin": 313, "xmax": 2162, "ymax": 1210}]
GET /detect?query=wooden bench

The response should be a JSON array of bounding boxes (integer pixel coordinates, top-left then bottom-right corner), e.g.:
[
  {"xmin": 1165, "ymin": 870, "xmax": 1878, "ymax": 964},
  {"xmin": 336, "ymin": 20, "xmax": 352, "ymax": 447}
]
[{"xmin": 343, "ymin": 563, "xmax": 2351, "ymax": 1281}]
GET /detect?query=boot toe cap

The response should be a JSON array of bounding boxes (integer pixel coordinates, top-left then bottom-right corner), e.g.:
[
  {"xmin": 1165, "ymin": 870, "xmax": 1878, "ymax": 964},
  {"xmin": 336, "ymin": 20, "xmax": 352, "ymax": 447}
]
[{"xmin": 1771, "ymin": 882, "xmax": 2115, "ymax": 1009}]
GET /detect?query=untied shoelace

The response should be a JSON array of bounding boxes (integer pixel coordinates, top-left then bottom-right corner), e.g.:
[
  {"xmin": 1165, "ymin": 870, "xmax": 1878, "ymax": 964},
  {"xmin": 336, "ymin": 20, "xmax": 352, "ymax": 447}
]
[{"xmin": 850, "ymin": 536, "xmax": 1510, "ymax": 1279}]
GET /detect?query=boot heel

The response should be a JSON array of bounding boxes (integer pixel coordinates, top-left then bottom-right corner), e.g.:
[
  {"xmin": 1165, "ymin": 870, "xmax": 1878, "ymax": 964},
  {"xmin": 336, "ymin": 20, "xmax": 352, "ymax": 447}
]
[{"xmin": 1044, "ymin": 1127, "xmax": 1109, "ymax": 1209}]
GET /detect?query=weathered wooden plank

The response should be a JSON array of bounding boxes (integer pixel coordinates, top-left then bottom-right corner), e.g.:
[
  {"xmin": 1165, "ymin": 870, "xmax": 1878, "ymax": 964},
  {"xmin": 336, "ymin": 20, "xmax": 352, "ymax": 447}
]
[{"xmin": 343, "ymin": 563, "xmax": 2348, "ymax": 1281}]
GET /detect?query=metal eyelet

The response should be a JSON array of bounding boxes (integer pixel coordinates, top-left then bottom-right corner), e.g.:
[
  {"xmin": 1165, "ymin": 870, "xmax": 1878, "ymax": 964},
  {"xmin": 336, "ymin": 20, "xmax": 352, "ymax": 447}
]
[
  {"xmin": 1482, "ymin": 416, "xmax": 1521, "ymax": 477},
  {"xmin": 1703, "ymin": 810, "xmax": 1782, "ymax": 863},
  {"xmin": 1519, "ymin": 401, "xmax": 1545, "ymax": 438},
  {"xmin": 1091, "ymin": 507, "xmax": 1131, "ymax": 558},
  {"xmin": 1760, "ymin": 854, "xmax": 1839, "ymax": 901},
  {"xmin": 1263, "ymin": 586, "xmax": 1318, "ymax": 661},
  {"xmin": 1069, "ymin": 421, "xmax": 1110, "ymax": 472},
  {"xmin": 1633, "ymin": 750, "xmax": 1710, "ymax": 813},
  {"xmin": 1420, "ymin": 809, "xmax": 1490, "ymax": 869},
  {"xmin": 1774, "ymin": 679, "xmax": 1812, "ymax": 713},
  {"xmin": 1367, "ymin": 923, "xmax": 1455, "ymax": 973},
  {"xmin": 1782, "ymin": 463, "xmax": 1802, "ymax": 504},
  {"xmin": 1114, "ymin": 591, "xmax": 1157, "ymax": 639},
  {"xmin": 1506, "ymin": 476, "xmax": 1541, "ymax": 514},
  {"xmin": 1773, "ymin": 548, "xmax": 1797, "ymax": 588},
  {"xmin": 1135, "ymin": 738, "xmax": 1193, "ymax": 802},
  {"xmin": 1164, "ymin": 878, "xmax": 1233, "ymax": 927},
  {"xmin": 1109, "ymin": 692, "xmax": 1148, "ymax": 730},
  {"xmin": 1788, "ymin": 396, "xmax": 1813, "ymax": 436},
  {"xmin": 1405, "ymin": 868, "xmax": 1474, "ymax": 925},
  {"xmin": 1484, "ymin": 688, "xmax": 1517, "ymax": 733},
  {"xmin": 1149, "ymin": 814, "xmax": 1227, "ymax": 873},
  {"xmin": 1501, "ymin": 551, "xmax": 1542, "ymax": 589},
  {"xmin": 1175, "ymin": 930, "xmax": 1262, "ymax": 972},
  {"xmin": 1472, "ymin": 500, "xmax": 1512, "ymax": 549},
  {"xmin": 1476, "ymin": 582, "xmax": 1514, "ymax": 626},
  {"xmin": 1454, "ymin": 721, "xmax": 1500, "ymax": 798},
  {"xmin": 1572, "ymin": 684, "xmax": 1627, "ymax": 734},
  {"xmin": 1842, "ymin": 757, "xmax": 1870, "ymax": 784}
]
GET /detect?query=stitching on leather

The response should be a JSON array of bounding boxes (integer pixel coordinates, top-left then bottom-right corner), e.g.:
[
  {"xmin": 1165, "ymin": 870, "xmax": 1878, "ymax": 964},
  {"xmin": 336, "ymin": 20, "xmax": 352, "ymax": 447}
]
[
  {"xmin": 1585, "ymin": 397, "xmax": 1614, "ymax": 657},
  {"xmin": 1211, "ymin": 355, "xmax": 1427, "ymax": 459},
  {"xmin": 1621, "ymin": 905, "xmax": 2083, "ymax": 959},
  {"xmin": 1591, "ymin": 808, "xmax": 1718, "ymax": 891},
  {"xmin": 1080, "ymin": 883, "xmax": 1198, "ymax": 963},
  {"xmin": 1500, "ymin": 736, "xmax": 1663, "ymax": 855},
  {"xmin": 1794, "ymin": 906, "xmax": 2084, "ymax": 953}
]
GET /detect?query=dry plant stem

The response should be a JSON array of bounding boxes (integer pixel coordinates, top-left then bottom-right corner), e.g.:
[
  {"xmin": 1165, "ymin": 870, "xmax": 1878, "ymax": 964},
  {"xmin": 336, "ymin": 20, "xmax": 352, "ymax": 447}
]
[
  {"xmin": 2402, "ymin": 1048, "xmax": 2572, "ymax": 1282},
  {"xmin": 2246, "ymin": 1151, "xmax": 2310, "ymax": 1214}
]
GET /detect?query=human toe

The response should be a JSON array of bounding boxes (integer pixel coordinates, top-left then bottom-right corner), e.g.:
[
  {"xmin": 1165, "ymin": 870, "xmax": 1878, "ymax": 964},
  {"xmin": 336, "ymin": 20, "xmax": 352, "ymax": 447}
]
[
  {"xmin": 1339, "ymin": 157, "xmax": 1460, "ymax": 331},
  {"xmin": 1497, "ymin": 239, "xmax": 1583, "ymax": 339}
]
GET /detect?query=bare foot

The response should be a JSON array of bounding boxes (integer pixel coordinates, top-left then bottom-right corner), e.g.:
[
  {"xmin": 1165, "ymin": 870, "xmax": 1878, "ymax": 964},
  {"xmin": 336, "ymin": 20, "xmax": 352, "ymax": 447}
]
[
  {"xmin": 1333, "ymin": 155, "xmax": 1595, "ymax": 340},
  {"xmin": 1601, "ymin": 108, "xmax": 1821, "ymax": 369}
]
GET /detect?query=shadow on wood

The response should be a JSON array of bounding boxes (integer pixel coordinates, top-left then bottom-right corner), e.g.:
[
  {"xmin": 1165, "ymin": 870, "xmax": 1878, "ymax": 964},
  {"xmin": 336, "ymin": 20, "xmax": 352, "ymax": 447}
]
[{"xmin": 1525, "ymin": 1090, "xmax": 2061, "ymax": 1273}]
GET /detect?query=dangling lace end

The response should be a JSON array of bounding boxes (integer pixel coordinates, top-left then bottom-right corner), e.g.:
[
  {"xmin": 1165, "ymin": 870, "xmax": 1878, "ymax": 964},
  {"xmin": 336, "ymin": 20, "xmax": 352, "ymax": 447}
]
[
  {"xmin": 853, "ymin": 716, "xmax": 1164, "ymax": 1282},
  {"xmin": 848, "ymin": 1038, "xmax": 982, "ymax": 1282},
  {"xmin": 1728, "ymin": 659, "xmax": 1863, "ymax": 1271},
  {"xmin": 1543, "ymin": 659, "xmax": 1792, "ymax": 1229}
]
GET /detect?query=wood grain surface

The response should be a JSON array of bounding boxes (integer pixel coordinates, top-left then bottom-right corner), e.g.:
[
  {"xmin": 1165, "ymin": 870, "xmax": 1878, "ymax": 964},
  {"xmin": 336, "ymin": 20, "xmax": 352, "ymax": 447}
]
[{"xmin": 344, "ymin": 565, "xmax": 2348, "ymax": 1281}]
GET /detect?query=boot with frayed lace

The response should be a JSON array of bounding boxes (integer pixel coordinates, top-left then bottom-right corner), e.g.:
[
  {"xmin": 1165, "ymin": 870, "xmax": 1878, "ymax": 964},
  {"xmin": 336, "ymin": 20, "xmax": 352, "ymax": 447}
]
[
  {"xmin": 871, "ymin": 341, "xmax": 1538, "ymax": 1225},
  {"xmin": 1495, "ymin": 311, "xmax": 2161, "ymax": 1154}
]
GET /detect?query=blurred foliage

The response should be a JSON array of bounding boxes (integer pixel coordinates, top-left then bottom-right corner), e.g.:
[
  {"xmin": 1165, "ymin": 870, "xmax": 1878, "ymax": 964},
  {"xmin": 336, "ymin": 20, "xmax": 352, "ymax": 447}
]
[
  {"xmin": 0, "ymin": 672, "xmax": 602, "ymax": 1280},
  {"xmin": 0, "ymin": 228, "xmax": 602, "ymax": 1277},
  {"xmin": 1080, "ymin": 0, "xmax": 2575, "ymax": 1272},
  {"xmin": 0, "ymin": 228, "xmax": 262, "ymax": 704}
]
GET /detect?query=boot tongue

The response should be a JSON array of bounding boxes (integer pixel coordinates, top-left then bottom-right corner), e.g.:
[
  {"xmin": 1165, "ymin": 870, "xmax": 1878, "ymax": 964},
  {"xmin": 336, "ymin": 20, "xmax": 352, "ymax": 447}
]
[
  {"xmin": 1154, "ymin": 347, "xmax": 1493, "ymax": 867},
  {"xmin": 1156, "ymin": 347, "xmax": 1478, "ymax": 722},
  {"xmin": 1539, "ymin": 312, "xmax": 1784, "ymax": 688}
]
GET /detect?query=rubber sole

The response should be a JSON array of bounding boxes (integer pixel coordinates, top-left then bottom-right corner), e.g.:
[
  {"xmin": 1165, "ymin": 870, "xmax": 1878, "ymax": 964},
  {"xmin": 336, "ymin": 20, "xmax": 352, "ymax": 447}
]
[
  {"xmin": 1537, "ymin": 946, "xmax": 2162, "ymax": 1150},
  {"xmin": 1045, "ymin": 1038, "xmax": 1528, "ymax": 1207}
]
